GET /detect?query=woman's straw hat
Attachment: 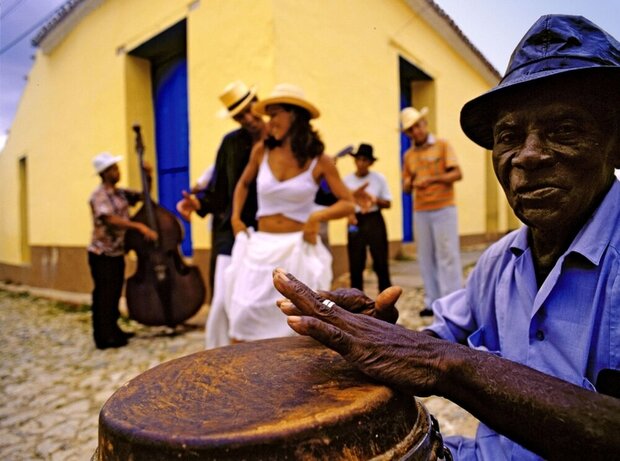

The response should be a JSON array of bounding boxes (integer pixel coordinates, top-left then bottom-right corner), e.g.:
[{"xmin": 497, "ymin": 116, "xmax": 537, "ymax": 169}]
[{"xmin": 252, "ymin": 83, "xmax": 320, "ymax": 119}]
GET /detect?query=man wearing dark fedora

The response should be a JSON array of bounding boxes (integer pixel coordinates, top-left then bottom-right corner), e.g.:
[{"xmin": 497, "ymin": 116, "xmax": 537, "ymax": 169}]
[
  {"xmin": 343, "ymin": 143, "xmax": 393, "ymax": 292},
  {"xmin": 272, "ymin": 15, "xmax": 620, "ymax": 460},
  {"xmin": 177, "ymin": 80, "xmax": 267, "ymax": 347}
]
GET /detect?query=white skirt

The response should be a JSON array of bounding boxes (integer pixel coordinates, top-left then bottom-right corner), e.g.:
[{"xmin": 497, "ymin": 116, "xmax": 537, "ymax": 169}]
[
  {"xmin": 224, "ymin": 229, "xmax": 332, "ymax": 342},
  {"xmin": 205, "ymin": 254, "xmax": 232, "ymax": 349}
]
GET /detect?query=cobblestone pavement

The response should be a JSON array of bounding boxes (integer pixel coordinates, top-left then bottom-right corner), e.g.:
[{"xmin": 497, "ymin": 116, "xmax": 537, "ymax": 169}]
[{"xmin": 0, "ymin": 253, "xmax": 483, "ymax": 460}]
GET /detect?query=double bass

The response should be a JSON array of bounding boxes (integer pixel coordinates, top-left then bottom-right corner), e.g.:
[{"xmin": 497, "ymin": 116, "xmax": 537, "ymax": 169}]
[{"xmin": 124, "ymin": 125, "xmax": 206, "ymax": 327}]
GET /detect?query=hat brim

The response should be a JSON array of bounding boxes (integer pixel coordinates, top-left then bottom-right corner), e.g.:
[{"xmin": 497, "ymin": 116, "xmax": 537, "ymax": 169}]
[
  {"xmin": 216, "ymin": 86, "xmax": 258, "ymax": 119},
  {"xmin": 401, "ymin": 106, "xmax": 429, "ymax": 131},
  {"xmin": 351, "ymin": 153, "xmax": 378, "ymax": 162},
  {"xmin": 94, "ymin": 155, "xmax": 123, "ymax": 175},
  {"xmin": 252, "ymin": 96, "xmax": 320, "ymax": 119},
  {"xmin": 460, "ymin": 66, "xmax": 620, "ymax": 149}
]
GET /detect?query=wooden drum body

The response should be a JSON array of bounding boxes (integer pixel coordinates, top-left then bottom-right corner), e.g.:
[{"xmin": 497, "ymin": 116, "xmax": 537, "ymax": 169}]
[{"xmin": 96, "ymin": 336, "xmax": 444, "ymax": 460}]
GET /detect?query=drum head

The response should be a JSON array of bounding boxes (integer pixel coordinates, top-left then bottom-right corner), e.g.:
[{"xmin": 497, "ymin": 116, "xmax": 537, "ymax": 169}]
[{"xmin": 98, "ymin": 336, "xmax": 423, "ymax": 460}]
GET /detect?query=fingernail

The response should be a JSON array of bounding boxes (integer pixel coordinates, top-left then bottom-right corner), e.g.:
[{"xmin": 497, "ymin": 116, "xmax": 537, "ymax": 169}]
[
  {"xmin": 276, "ymin": 271, "xmax": 289, "ymax": 283},
  {"xmin": 288, "ymin": 316, "xmax": 301, "ymax": 325}
]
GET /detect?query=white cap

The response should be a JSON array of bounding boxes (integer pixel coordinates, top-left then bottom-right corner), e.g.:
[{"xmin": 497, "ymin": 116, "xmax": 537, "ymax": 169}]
[{"xmin": 92, "ymin": 152, "xmax": 123, "ymax": 174}]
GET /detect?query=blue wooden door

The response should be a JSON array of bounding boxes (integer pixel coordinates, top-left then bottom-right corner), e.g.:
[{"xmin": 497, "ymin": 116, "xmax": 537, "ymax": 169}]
[
  {"xmin": 400, "ymin": 93, "xmax": 413, "ymax": 242},
  {"xmin": 153, "ymin": 57, "xmax": 193, "ymax": 256}
]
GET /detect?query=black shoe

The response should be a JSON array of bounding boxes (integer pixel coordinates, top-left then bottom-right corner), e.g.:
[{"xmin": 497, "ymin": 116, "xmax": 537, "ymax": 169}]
[
  {"xmin": 96, "ymin": 336, "xmax": 128, "ymax": 350},
  {"xmin": 113, "ymin": 327, "xmax": 135, "ymax": 340},
  {"xmin": 419, "ymin": 307, "xmax": 434, "ymax": 317}
]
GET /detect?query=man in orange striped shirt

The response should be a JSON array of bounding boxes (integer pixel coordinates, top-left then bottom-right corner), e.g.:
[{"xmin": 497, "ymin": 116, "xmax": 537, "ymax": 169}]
[{"xmin": 401, "ymin": 106, "xmax": 463, "ymax": 316}]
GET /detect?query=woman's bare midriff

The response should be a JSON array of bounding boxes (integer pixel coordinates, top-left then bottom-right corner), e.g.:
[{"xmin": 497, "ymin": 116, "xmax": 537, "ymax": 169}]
[{"xmin": 258, "ymin": 214, "xmax": 305, "ymax": 233}]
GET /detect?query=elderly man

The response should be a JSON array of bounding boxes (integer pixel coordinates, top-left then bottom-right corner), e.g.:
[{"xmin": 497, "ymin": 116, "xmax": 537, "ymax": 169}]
[{"xmin": 272, "ymin": 15, "xmax": 620, "ymax": 460}]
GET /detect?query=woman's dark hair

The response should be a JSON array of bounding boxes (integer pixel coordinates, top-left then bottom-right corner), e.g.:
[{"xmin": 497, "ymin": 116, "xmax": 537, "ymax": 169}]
[{"xmin": 265, "ymin": 103, "xmax": 324, "ymax": 167}]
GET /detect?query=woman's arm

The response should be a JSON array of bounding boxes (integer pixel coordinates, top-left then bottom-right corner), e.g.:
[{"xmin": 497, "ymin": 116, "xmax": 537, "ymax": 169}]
[
  {"xmin": 304, "ymin": 154, "xmax": 355, "ymax": 243},
  {"xmin": 231, "ymin": 143, "xmax": 263, "ymax": 235}
]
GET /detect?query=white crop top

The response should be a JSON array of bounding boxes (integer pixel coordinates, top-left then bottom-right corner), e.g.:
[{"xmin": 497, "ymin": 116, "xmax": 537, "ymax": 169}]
[{"xmin": 256, "ymin": 151, "xmax": 320, "ymax": 223}]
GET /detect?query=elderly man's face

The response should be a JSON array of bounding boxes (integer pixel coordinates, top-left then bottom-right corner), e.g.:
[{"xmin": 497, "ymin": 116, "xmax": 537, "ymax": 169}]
[{"xmin": 492, "ymin": 97, "xmax": 616, "ymax": 231}]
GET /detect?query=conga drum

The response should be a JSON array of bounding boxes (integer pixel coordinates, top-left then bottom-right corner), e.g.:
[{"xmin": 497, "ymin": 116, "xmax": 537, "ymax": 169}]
[{"xmin": 95, "ymin": 336, "xmax": 448, "ymax": 460}]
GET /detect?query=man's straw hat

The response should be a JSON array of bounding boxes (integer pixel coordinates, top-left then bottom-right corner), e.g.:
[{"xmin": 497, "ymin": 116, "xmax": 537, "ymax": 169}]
[
  {"xmin": 217, "ymin": 80, "xmax": 257, "ymax": 118},
  {"xmin": 400, "ymin": 106, "xmax": 429, "ymax": 131},
  {"xmin": 252, "ymin": 83, "xmax": 320, "ymax": 119}
]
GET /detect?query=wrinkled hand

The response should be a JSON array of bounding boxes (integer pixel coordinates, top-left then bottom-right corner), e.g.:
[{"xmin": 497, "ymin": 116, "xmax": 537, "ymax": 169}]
[
  {"xmin": 273, "ymin": 268, "xmax": 448, "ymax": 395},
  {"xmin": 315, "ymin": 287, "xmax": 401, "ymax": 324},
  {"xmin": 176, "ymin": 191, "xmax": 199, "ymax": 221}
]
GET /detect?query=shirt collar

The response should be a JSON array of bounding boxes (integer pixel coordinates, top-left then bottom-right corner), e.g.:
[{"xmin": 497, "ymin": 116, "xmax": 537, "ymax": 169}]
[
  {"xmin": 509, "ymin": 179, "xmax": 620, "ymax": 265},
  {"xmin": 568, "ymin": 179, "xmax": 620, "ymax": 265}
]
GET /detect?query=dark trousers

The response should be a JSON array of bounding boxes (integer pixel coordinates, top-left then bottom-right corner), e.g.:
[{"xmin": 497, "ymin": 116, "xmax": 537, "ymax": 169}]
[
  {"xmin": 347, "ymin": 211, "xmax": 392, "ymax": 292},
  {"xmin": 88, "ymin": 252, "xmax": 126, "ymax": 347}
]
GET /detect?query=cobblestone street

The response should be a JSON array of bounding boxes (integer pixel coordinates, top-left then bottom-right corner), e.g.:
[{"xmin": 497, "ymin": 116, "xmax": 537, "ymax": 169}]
[{"xmin": 0, "ymin": 254, "xmax": 482, "ymax": 460}]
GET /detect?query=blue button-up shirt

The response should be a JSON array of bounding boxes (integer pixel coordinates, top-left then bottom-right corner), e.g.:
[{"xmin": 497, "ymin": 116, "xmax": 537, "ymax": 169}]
[{"xmin": 428, "ymin": 180, "xmax": 620, "ymax": 461}]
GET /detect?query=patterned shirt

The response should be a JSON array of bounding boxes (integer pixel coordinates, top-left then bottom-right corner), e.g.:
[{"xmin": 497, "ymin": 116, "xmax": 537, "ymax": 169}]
[
  {"xmin": 88, "ymin": 185, "xmax": 140, "ymax": 256},
  {"xmin": 428, "ymin": 179, "xmax": 620, "ymax": 461},
  {"xmin": 402, "ymin": 133, "xmax": 459, "ymax": 211}
]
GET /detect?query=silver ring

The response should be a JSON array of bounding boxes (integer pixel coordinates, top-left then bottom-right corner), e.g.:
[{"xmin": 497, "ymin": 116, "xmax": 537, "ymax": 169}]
[{"xmin": 322, "ymin": 299, "xmax": 335, "ymax": 308}]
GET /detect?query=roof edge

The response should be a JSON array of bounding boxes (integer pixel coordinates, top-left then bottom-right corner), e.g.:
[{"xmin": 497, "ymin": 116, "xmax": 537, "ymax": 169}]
[
  {"xmin": 32, "ymin": 0, "xmax": 104, "ymax": 54},
  {"xmin": 406, "ymin": 0, "xmax": 502, "ymax": 85}
]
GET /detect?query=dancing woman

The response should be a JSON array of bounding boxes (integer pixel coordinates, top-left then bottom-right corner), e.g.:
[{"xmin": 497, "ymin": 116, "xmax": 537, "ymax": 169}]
[{"xmin": 225, "ymin": 83, "xmax": 354, "ymax": 343}]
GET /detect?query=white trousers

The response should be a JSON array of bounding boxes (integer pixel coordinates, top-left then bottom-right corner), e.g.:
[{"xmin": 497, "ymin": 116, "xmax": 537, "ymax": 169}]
[{"xmin": 414, "ymin": 206, "xmax": 463, "ymax": 308}]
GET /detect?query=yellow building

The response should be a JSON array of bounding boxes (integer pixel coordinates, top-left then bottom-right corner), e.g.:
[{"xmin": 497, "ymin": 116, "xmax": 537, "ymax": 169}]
[{"xmin": 0, "ymin": 0, "xmax": 518, "ymax": 296}]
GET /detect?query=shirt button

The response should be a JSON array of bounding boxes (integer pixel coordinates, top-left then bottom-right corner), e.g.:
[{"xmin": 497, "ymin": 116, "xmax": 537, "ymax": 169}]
[{"xmin": 535, "ymin": 330, "xmax": 545, "ymax": 341}]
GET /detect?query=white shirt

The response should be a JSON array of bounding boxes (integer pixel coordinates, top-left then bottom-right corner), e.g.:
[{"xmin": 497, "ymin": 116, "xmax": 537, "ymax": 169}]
[{"xmin": 344, "ymin": 170, "xmax": 391, "ymax": 213}]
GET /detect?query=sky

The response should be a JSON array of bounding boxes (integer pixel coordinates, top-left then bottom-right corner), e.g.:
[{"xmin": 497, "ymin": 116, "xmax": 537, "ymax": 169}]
[{"xmin": 1, "ymin": 0, "xmax": 620, "ymax": 150}]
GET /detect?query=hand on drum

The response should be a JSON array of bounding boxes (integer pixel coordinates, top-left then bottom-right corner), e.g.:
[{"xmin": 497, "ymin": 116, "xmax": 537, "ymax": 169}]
[
  {"xmin": 315, "ymin": 286, "xmax": 400, "ymax": 324},
  {"xmin": 273, "ymin": 268, "xmax": 451, "ymax": 396}
]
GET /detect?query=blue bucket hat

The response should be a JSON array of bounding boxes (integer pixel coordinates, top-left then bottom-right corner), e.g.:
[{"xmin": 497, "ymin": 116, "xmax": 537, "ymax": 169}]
[{"xmin": 460, "ymin": 15, "xmax": 620, "ymax": 149}]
